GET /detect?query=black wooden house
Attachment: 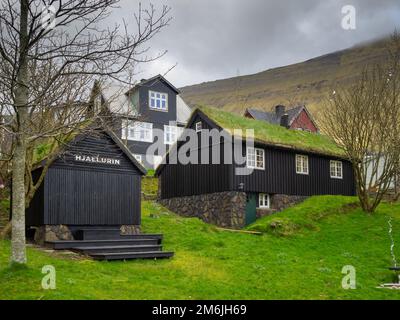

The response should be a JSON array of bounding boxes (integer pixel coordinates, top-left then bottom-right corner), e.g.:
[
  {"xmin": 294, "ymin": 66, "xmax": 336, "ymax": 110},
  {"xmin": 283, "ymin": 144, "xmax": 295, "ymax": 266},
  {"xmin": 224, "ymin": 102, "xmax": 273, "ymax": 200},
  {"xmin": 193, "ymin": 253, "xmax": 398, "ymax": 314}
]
[
  {"xmin": 26, "ymin": 129, "xmax": 173, "ymax": 260},
  {"xmin": 156, "ymin": 107, "xmax": 356, "ymax": 229}
]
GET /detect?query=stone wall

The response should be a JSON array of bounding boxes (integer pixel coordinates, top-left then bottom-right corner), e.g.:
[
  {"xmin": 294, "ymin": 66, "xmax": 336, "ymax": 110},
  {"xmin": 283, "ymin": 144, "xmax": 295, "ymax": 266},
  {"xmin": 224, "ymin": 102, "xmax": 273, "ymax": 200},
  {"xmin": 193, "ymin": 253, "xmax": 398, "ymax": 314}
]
[
  {"xmin": 256, "ymin": 208, "xmax": 276, "ymax": 219},
  {"xmin": 271, "ymin": 194, "xmax": 308, "ymax": 211},
  {"xmin": 120, "ymin": 225, "xmax": 141, "ymax": 235},
  {"xmin": 159, "ymin": 191, "xmax": 247, "ymax": 229},
  {"xmin": 33, "ymin": 225, "xmax": 73, "ymax": 245}
]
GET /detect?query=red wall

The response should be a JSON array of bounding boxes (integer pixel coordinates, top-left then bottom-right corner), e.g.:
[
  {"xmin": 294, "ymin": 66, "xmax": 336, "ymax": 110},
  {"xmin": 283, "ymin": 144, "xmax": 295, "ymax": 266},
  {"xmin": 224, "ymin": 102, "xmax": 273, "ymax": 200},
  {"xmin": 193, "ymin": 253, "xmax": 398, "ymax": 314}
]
[{"xmin": 290, "ymin": 110, "xmax": 318, "ymax": 133}]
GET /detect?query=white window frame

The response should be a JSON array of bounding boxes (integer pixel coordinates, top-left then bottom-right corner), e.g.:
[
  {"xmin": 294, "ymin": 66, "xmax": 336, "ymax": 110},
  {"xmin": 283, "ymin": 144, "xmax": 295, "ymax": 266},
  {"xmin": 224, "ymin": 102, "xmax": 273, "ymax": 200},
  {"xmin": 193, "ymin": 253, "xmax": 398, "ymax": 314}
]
[
  {"xmin": 122, "ymin": 120, "xmax": 153, "ymax": 142},
  {"xmin": 330, "ymin": 160, "xmax": 343, "ymax": 179},
  {"xmin": 195, "ymin": 121, "xmax": 202, "ymax": 132},
  {"xmin": 164, "ymin": 125, "xmax": 178, "ymax": 145},
  {"xmin": 149, "ymin": 90, "xmax": 168, "ymax": 111},
  {"xmin": 259, "ymin": 193, "xmax": 270, "ymax": 208},
  {"xmin": 247, "ymin": 147, "xmax": 265, "ymax": 170},
  {"xmin": 296, "ymin": 154, "xmax": 309, "ymax": 175},
  {"xmin": 133, "ymin": 154, "xmax": 142, "ymax": 163}
]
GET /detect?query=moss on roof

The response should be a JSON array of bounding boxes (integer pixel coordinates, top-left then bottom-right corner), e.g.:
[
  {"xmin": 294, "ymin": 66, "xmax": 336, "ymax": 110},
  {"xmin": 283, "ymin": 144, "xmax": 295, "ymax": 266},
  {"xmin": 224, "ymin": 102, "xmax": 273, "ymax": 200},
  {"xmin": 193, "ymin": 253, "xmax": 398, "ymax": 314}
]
[{"xmin": 199, "ymin": 106, "xmax": 345, "ymax": 158}]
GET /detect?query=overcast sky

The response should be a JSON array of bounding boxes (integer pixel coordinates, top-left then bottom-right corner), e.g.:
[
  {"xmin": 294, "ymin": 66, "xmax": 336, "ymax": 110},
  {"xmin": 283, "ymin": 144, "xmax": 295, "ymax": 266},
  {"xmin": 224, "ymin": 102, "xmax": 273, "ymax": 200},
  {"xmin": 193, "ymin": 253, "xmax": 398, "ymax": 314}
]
[{"xmin": 109, "ymin": 0, "xmax": 400, "ymax": 87}]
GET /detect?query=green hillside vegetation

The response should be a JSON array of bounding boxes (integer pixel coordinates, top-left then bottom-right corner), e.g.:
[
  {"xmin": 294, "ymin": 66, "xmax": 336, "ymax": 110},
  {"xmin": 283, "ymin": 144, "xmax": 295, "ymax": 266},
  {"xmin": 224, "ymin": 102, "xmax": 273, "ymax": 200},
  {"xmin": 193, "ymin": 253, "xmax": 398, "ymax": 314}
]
[
  {"xmin": 181, "ymin": 38, "xmax": 390, "ymax": 120},
  {"xmin": 1, "ymin": 196, "xmax": 400, "ymax": 299},
  {"xmin": 200, "ymin": 106, "xmax": 345, "ymax": 157}
]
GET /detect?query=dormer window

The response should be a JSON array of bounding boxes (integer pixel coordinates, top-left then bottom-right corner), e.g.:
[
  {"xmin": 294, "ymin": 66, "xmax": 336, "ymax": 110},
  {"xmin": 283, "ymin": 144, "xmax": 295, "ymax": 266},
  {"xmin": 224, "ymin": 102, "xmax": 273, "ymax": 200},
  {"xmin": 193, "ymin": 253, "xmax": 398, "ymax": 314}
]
[{"xmin": 149, "ymin": 90, "xmax": 168, "ymax": 111}]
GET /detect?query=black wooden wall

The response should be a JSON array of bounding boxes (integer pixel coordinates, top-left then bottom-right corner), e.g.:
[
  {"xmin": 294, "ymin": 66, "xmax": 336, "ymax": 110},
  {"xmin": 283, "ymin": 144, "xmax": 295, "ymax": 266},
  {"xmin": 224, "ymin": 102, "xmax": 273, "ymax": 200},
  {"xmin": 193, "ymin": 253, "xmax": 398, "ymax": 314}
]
[
  {"xmin": 159, "ymin": 113, "xmax": 233, "ymax": 198},
  {"xmin": 158, "ymin": 111, "xmax": 356, "ymax": 199},
  {"xmin": 233, "ymin": 144, "xmax": 355, "ymax": 196},
  {"xmin": 26, "ymin": 131, "xmax": 142, "ymax": 226}
]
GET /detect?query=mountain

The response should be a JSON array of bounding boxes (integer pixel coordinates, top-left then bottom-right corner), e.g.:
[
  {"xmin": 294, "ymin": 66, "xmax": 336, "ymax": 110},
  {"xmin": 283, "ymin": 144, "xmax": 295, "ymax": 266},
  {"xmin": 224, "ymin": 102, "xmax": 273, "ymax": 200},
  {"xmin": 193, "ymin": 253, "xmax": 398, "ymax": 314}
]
[{"xmin": 180, "ymin": 37, "xmax": 390, "ymax": 119}]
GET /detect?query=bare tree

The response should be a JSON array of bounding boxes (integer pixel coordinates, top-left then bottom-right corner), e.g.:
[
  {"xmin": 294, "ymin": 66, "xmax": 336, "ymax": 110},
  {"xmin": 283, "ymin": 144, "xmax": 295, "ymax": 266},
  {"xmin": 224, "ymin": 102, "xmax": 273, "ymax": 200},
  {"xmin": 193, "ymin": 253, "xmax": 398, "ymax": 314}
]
[
  {"xmin": 321, "ymin": 32, "xmax": 400, "ymax": 213},
  {"xmin": 0, "ymin": 0, "xmax": 171, "ymax": 264}
]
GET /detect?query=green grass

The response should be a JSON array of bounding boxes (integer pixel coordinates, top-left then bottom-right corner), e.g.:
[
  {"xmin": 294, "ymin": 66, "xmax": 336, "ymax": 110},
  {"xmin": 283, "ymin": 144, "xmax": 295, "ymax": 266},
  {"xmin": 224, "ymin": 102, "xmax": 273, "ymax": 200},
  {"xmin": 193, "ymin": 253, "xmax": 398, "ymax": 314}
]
[
  {"xmin": 200, "ymin": 106, "xmax": 345, "ymax": 157},
  {"xmin": 1, "ymin": 196, "xmax": 400, "ymax": 299},
  {"xmin": 142, "ymin": 176, "xmax": 158, "ymax": 198},
  {"xmin": 247, "ymin": 195, "xmax": 358, "ymax": 236}
]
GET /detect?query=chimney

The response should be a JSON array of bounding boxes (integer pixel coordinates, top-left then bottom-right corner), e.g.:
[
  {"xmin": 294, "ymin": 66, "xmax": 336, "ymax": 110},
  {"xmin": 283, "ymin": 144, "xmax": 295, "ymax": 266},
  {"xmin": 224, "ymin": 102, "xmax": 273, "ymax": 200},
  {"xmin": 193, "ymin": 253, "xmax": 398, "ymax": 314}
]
[
  {"xmin": 280, "ymin": 113, "xmax": 289, "ymax": 128},
  {"xmin": 275, "ymin": 105, "xmax": 286, "ymax": 117}
]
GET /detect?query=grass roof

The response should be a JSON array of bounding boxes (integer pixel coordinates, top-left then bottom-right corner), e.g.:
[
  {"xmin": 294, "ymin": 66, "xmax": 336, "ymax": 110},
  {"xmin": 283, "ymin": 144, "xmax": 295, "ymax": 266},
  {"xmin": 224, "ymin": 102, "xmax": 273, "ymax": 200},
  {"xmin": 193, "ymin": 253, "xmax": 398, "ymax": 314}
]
[{"xmin": 199, "ymin": 106, "xmax": 345, "ymax": 158}]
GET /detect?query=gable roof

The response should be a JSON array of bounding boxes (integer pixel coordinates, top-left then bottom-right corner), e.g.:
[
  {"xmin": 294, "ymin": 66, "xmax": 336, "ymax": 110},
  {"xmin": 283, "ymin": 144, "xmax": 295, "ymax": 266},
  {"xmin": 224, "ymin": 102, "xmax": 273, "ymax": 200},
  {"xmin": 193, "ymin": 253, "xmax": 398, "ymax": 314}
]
[
  {"xmin": 156, "ymin": 107, "xmax": 347, "ymax": 176},
  {"xmin": 34, "ymin": 127, "xmax": 147, "ymax": 175},
  {"xmin": 128, "ymin": 74, "xmax": 180, "ymax": 94},
  {"xmin": 245, "ymin": 105, "xmax": 318, "ymax": 129}
]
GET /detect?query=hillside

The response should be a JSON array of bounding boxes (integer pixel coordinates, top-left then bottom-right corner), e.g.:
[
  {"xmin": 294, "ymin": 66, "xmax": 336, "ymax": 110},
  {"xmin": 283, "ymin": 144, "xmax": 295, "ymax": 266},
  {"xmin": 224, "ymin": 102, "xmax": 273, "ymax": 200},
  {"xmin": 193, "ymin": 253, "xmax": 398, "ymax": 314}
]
[
  {"xmin": 1, "ymin": 196, "xmax": 400, "ymax": 299},
  {"xmin": 180, "ymin": 37, "xmax": 391, "ymax": 119}
]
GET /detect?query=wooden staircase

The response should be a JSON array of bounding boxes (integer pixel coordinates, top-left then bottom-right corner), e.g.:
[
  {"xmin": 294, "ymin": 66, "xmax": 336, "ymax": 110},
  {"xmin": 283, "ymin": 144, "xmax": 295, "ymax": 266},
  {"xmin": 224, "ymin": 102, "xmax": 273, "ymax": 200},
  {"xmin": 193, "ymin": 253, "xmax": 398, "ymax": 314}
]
[{"xmin": 46, "ymin": 228, "xmax": 174, "ymax": 261}]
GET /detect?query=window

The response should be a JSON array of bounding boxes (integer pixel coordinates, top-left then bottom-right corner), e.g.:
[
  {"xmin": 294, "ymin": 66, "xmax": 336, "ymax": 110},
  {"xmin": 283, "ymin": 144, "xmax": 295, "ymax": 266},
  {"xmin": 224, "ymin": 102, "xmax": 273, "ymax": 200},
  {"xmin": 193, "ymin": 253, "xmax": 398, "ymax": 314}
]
[
  {"xmin": 296, "ymin": 154, "xmax": 309, "ymax": 174},
  {"xmin": 330, "ymin": 160, "xmax": 343, "ymax": 179},
  {"xmin": 149, "ymin": 91, "xmax": 168, "ymax": 111},
  {"xmin": 133, "ymin": 154, "xmax": 142, "ymax": 163},
  {"xmin": 122, "ymin": 120, "xmax": 153, "ymax": 142},
  {"xmin": 195, "ymin": 122, "xmax": 202, "ymax": 132},
  {"xmin": 164, "ymin": 125, "xmax": 178, "ymax": 145},
  {"xmin": 247, "ymin": 147, "xmax": 265, "ymax": 170},
  {"xmin": 259, "ymin": 193, "xmax": 270, "ymax": 208}
]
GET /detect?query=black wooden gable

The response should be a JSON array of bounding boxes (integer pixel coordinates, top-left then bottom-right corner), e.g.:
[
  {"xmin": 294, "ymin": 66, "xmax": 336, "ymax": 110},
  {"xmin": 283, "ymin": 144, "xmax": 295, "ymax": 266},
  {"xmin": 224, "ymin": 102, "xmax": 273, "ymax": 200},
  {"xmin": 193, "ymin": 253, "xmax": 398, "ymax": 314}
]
[{"xmin": 51, "ymin": 130, "xmax": 146, "ymax": 175}]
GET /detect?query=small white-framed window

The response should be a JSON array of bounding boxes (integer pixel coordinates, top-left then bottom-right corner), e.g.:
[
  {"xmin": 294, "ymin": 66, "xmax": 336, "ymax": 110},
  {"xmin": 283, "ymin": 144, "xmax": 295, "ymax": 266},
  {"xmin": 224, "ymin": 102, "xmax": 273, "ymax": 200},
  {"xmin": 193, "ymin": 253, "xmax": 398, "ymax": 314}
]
[
  {"xmin": 164, "ymin": 125, "xmax": 179, "ymax": 145},
  {"xmin": 122, "ymin": 120, "xmax": 153, "ymax": 142},
  {"xmin": 259, "ymin": 193, "xmax": 270, "ymax": 208},
  {"xmin": 247, "ymin": 147, "xmax": 265, "ymax": 170},
  {"xmin": 330, "ymin": 160, "xmax": 343, "ymax": 179},
  {"xmin": 149, "ymin": 90, "xmax": 168, "ymax": 111},
  {"xmin": 195, "ymin": 121, "xmax": 202, "ymax": 132},
  {"xmin": 133, "ymin": 154, "xmax": 142, "ymax": 163},
  {"xmin": 296, "ymin": 154, "xmax": 309, "ymax": 175}
]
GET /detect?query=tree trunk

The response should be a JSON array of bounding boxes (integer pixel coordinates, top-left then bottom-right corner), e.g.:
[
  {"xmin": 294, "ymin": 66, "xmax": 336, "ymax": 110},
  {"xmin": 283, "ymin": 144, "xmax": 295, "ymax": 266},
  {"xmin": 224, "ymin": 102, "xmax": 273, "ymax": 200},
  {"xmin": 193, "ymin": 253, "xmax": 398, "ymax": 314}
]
[
  {"xmin": 11, "ymin": 136, "xmax": 27, "ymax": 263},
  {"xmin": 11, "ymin": 0, "xmax": 29, "ymax": 264}
]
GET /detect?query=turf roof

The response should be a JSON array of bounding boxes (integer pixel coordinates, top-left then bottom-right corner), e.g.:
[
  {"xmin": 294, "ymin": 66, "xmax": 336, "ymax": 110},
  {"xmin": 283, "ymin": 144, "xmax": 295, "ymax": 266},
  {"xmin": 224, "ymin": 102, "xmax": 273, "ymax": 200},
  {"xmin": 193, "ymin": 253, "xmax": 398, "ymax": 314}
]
[{"xmin": 199, "ymin": 106, "xmax": 345, "ymax": 158}]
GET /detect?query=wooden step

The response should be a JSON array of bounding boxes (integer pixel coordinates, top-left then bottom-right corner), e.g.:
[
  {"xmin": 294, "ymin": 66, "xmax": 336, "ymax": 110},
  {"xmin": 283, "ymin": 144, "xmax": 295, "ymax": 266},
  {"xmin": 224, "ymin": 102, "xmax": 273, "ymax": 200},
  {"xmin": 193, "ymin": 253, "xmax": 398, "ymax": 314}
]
[
  {"xmin": 46, "ymin": 238, "xmax": 159, "ymax": 250},
  {"xmin": 90, "ymin": 251, "xmax": 174, "ymax": 260},
  {"xmin": 120, "ymin": 234, "xmax": 163, "ymax": 243},
  {"xmin": 73, "ymin": 244, "xmax": 162, "ymax": 254},
  {"xmin": 75, "ymin": 228, "xmax": 121, "ymax": 240}
]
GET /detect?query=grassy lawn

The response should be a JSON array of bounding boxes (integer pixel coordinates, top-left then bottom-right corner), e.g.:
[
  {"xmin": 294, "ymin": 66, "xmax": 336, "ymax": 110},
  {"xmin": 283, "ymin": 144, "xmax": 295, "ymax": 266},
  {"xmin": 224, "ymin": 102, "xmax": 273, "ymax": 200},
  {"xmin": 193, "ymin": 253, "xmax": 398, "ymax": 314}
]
[{"xmin": 1, "ymin": 196, "xmax": 400, "ymax": 299}]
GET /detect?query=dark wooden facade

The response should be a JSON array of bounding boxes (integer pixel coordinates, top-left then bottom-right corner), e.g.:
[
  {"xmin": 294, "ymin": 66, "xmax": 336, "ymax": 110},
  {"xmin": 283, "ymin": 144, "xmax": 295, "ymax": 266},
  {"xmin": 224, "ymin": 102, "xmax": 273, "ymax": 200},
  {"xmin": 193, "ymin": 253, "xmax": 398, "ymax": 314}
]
[
  {"xmin": 26, "ymin": 130, "xmax": 145, "ymax": 227},
  {"xmin": 115, "ymin": 75, "xmax": 184, "ymax": 168},
  {"xmin": 157, "ymin": 110, "xmax": 356, "ymax": 199}
]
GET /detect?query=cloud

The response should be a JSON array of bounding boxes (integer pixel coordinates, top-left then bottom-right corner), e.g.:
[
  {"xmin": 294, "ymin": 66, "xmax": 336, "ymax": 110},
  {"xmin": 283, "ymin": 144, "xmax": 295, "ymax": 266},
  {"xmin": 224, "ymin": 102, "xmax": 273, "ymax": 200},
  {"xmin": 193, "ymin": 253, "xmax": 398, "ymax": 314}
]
[{"xmin": 109, "ymin": 0, "xmax": 400, "ymax": 87}]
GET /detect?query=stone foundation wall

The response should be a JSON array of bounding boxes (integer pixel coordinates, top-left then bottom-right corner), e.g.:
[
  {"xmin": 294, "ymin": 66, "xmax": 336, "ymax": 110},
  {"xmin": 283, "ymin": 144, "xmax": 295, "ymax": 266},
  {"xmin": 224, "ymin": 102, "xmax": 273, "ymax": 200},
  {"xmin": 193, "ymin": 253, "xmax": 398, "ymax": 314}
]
[
  {"xmin": 256, "ymin": 208, "xmax": 276, "ymax": 219},
  {"xmin": 33, "ymin": 225, "xmax": 73, "ymax": 245},
  {"xmin": 120, "ymin": 225, "xmax": 141, "ymax": 235},
  {"xmin": 159, "ymin": 191, "xmax": 247, "ymax": 229},
  {"xmin": 271, "ymin": 194, "xmax": 308, "ymax": 211},
  {"xmin": 33, "ymin": 224, "xmax": 141, "ymax": 244}
]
